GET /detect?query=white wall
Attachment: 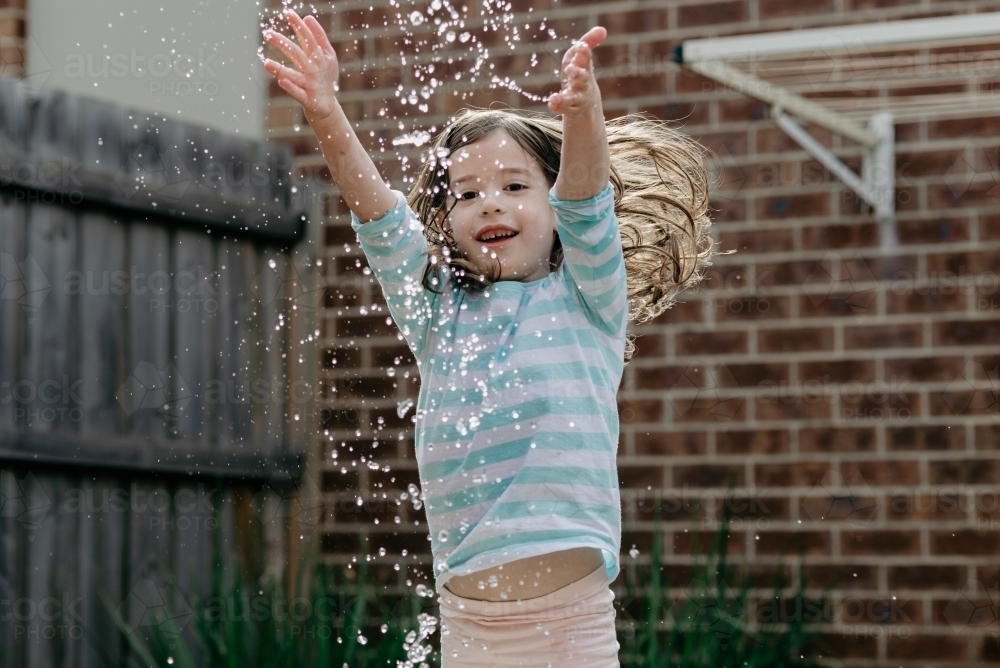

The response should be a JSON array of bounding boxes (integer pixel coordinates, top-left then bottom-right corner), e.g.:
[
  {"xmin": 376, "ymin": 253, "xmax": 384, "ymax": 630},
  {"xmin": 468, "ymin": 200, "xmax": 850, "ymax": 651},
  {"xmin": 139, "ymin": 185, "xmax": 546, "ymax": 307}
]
[{"xmin": 26, "ymin": 0, "xmax": 267, "ymax": 140}]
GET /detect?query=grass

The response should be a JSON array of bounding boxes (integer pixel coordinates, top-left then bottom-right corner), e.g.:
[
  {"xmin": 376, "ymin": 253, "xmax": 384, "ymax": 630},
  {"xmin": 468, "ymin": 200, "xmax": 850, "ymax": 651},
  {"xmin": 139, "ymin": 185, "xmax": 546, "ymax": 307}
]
[
  {"xmin": 617, "ymin": 498, "xmax": 833, "ymax": 667},
  {"xmin": 93, "ymin": 497, "xmax": 834, "ymax": 667}
]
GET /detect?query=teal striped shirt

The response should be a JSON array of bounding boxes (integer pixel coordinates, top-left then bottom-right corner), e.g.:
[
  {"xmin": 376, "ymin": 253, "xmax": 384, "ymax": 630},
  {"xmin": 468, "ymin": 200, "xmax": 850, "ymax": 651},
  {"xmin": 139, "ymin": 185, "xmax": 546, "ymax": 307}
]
[{"xmin": 351, "ymin": 183, "xmax": 627, "ymax": 593}]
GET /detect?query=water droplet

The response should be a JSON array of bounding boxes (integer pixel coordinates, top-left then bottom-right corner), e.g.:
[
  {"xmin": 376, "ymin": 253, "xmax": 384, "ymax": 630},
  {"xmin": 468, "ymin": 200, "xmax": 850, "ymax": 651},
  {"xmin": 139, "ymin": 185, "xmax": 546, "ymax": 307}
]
[
  {"xmin": 438, "ymin": 529, "xmax": 450, "ymax": 543},
  {"xmin": 397, "ymin": 398, "xmax": 414, "ymax": 418},
  {"xmin": 409, "ymin": 10, "xmax": 424, "ymax": 25},
  {"xmin": 629, "ymin": 546, "xmax": 640, "ymax": 558}
]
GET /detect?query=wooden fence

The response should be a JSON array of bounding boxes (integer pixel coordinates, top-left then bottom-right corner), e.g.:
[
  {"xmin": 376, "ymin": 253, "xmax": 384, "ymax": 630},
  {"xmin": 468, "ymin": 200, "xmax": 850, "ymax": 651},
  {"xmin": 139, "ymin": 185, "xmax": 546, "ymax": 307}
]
[{"xmin": 0, "ymin": 76, "xmax": 323, "ymax": 667}]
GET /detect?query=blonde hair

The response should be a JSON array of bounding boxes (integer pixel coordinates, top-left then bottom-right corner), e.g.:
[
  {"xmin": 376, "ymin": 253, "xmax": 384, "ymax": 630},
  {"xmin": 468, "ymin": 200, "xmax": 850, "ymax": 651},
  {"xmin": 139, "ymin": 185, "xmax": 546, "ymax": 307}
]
[{"xmin": 407, "ymin": 107, "xmax": 715, "ymax": 362}]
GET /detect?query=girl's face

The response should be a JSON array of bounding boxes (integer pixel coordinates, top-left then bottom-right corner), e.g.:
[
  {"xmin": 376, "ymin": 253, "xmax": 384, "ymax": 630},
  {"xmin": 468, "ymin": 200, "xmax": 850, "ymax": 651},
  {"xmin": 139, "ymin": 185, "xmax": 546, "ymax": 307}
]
[{"xmin": 441, "ymin": 130, "xmax": 557, "ymax": 283}]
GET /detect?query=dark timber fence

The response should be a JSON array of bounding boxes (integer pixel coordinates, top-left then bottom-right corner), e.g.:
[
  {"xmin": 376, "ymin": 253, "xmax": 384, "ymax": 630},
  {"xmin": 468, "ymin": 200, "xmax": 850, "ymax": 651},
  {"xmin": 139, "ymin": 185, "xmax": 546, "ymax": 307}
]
[{"xmin": 0, "ymin": 76, "xmax": 324, "ymax": 667}]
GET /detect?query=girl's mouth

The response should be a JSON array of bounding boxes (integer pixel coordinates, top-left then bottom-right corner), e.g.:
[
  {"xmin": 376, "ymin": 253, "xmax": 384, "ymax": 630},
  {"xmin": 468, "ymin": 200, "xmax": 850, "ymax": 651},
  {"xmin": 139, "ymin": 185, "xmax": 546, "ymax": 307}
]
[{"xmin": 478, "ymin": 231, "xmax": 518, "ymax": 248}]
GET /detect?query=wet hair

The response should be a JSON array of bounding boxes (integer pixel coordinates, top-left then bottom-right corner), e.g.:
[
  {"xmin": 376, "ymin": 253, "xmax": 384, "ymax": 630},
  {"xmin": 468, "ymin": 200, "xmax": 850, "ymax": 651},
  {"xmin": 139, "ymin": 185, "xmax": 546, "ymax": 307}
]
[{"xmin": 407, "ymin": 107, "xmax": 716, "ymax": 362}]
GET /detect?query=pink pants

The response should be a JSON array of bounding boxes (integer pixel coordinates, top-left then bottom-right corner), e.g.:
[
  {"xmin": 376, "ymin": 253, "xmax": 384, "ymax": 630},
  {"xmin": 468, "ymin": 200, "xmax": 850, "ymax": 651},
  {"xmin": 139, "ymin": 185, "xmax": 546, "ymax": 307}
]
[{"xmin": 438, "ymin": 565, "xmax": 620, "ymax": 667}]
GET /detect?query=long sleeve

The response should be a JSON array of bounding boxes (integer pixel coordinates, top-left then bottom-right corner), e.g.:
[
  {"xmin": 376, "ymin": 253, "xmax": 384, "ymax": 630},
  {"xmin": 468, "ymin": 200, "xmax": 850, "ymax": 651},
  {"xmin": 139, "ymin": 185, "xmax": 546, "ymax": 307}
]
[
  {"xmin": 549, "ymin": 182, "xmax": 627, "ymax": 338},
  {"xmin": 351, "ymin": 190, "xmax": 455, "ymax": 361}
]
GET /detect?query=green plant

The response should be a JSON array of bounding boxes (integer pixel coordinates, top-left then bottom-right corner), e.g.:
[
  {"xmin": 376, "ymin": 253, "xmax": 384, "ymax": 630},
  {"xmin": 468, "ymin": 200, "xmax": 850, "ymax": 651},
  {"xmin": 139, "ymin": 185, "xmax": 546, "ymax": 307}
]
[
  {"xmin": 617, "ymin": 497, "xmax": 835, "ymax": 667},
  {"xmin": 93, "ymin": 496, "xmax": 437, "ymax": 668}
]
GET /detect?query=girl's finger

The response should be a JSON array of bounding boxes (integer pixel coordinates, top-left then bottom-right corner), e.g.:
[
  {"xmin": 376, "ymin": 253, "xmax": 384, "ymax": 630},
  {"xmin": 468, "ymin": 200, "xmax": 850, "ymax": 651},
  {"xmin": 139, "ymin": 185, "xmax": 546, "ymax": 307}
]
[
  {"xmin": 304, "ymin": 15, "xmax": 336, "ymax": 58},
  {"xmin": 284, "ymin": 10, "xmax": 321, "ymax": 61},
  {"xmin": 265, "ymin": 59, "xmax": 307, "ymax": 86},
  {"xmin": 578, "ymin": 26, "xmax": 607, "ymax": 51},
  {"xmin": 277, "ymin": 77, "xmax": 308, "ymax": 103},
  {"xmin": 264, "ymin": 30, "xmax": 309, "ymax": 72}
]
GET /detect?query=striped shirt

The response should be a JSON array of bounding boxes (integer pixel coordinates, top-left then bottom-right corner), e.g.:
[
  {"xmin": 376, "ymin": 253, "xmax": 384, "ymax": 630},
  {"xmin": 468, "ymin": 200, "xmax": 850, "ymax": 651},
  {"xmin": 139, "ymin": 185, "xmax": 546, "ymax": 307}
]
[{"xmin": 351, "ymin": 182, "xmax": 627, "ymax": 593}]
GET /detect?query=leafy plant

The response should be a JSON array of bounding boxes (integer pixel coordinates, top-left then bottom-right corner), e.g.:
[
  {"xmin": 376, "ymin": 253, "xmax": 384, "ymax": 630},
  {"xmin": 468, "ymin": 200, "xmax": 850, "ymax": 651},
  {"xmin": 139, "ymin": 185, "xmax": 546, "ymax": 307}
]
[
  {"xmin": 617, "ymin": 496, "xmax": 835, "ymax": 667},
  {"xmin": 91, "ymin": 492, "xmax": 836, "ymax": 668}
]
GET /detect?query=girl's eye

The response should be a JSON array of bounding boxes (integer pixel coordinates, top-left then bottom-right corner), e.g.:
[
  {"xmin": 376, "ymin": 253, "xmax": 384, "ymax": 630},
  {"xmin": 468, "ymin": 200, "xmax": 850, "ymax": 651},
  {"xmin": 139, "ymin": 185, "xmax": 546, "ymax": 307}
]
[
  {"xmin": 508, "ymin": 183, "xmax": 525, "ymax": 191},
  {"xmin": 459, "ymin": 191, "xmax": 478, "ymax": 201}
]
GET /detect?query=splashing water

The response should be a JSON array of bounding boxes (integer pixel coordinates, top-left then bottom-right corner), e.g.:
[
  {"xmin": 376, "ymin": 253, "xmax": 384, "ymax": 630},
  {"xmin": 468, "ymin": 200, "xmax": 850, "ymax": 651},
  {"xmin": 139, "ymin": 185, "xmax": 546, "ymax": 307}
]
[
  {"xmin": 397, "ymin": 612, "xmax": 438, "ymax": 668},
  {"xmin": 397, "ymin": 397, "xmax": 414, "ymax": 418},
  {"xmin": 406, "ymin": 482, "xmax": 422, "ymax": 510}
]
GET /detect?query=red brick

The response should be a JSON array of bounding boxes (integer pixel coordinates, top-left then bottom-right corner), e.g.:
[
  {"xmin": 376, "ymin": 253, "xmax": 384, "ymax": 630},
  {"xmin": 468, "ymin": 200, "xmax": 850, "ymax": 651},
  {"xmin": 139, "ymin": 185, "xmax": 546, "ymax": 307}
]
[
  {"xmin": 668, "ymin": 531, "xmax": 746, "ymax": 559},
  {"xmin": 757, "ymin": 259, "xmax": 831, "ymax": 287},
  {"xmin": 758, "ymin": 327, "xmax": 834, "ymax": 353},
  {"xmin": 673, "ymin": 464, "xmax": 744, "ymax": 488},
  {"xmin": 634, "ymin": 364, "xmax": 698, "ymax": 390},
  {"xmin": 888, "ymin": 565, "xmax": 965, "ymax": 590},
  {"xmin": 976, "ymin": 424, "xmax": 1000, "ymax": 450},
  {"xmin": 887, "ymin": 492, "xmax": 966, "ymax": 522},
  {"xmin": 722, "ymin": 362, "xmax": 789, "ymax": 388},
  {"xmin": 929, "ymin": 459, "xmax": 1000, "ymax": 486},
  {"xmin": 717, "ymin": 429, "xmax": 789, "ymax": 454},
  {"xmin": 757, "ymin": 531, "xmax": 830, "ymax": 556},
  {"xmin": 896, "ymin": 216, "xmax": 970, "ymax": 244},
  {"xmin": 717, "ymin": 228, "xmax": 795, "ymax": 254},
  {"xmin": 715, "ymin": 296, "xmax": 789, "ymax": 321},
  {"xmin": 887, "ymin": 633, "xmax": 968, "ymax": 661},
  {"xmin": 844, "ymin": 324, "xmax": 922, "ymax": 349},
  {"xmin": 755, "ymin": 394, "xmax": 832, "ymax": 421},
  {"xmin": 672, "ymin": 395, "xmax": 747, "ymax": 423},
  {"xmin": 800, "ymin": 359, "xmax": 876, "ymax": 385},
  {"xmin": 675, "ymin": 329, "xmax": 748, "ymax": 355},
  {"xmin": 700, "ymin": 264, "xmax": 749, "ymax": 292},
  {"xmin": 634, "ymin": 431, "xmax": 706, "ymax": 456},
  {"xmin": 619, "ymin": 465, "xmax": 665, "ymax": 490},
  {"xmin": 755, "ymin": 461, "xmax": 831, "ymax": 487},
  {"xmin": 888, "ymin": 425, "xmax": 966, "ymax": 451},
  {"xmin": 799, "ymin": 291, "xmax": 878, "ymax": 318},
  {"xmin": 618, "ymin": 399, "xmax": 664, "ymax": 424},
  {"xmin": 842, "ymin": 530, "xmax": 920, "ymax": 555},
  {"xmin": 755, "ymin": 125, "xmax": 833, "ymax": 154},
  {"xmin": 716, "ymin": 96, "xmax": 768, "ymax": 123},
  {"xmin": 596, "ymin": 9, "xmax": 670, "ymax": 33},
  {"xmin": 801, "ymin": 222, "xmax": 880, "ymax": 250},
  {"xmin": 759, "ymin": 0, "xmax": 833, "ymax": 18},
  {"xmin": 887, "ymin": 287, "xmax": 966, "ymax": 314},
  {"xmin": 799, "ymin": 564, "xmax": 869, "ymax": 590},
  {"xmin": 632, "ymin": 333, "xmax": 666, "ymax": 357},
  {"xmin": 695, "ymin": 130, "xmax": 749, "ymax": 157},
  {"xmin": 842, "ymin": 459, "xmax": 920, "ymax": 486},
  {"xmin": 929, "ymin": 115, "xmax": 1000, "ymax": 139},
  {"xmin": 932, "ymin": 529, "xmax": 1000, "ymax": 555},
  {"xmin": 755, "ymin": 192, "xmax": 831, "ymax": 220},
  {"xmin": 934, "ymin": 319, "xmax": 1000, "ymax": 346},
  {"xmin": 677, "ymin": 0, "xmax": 746, "ymax": 27},
  {"xmin": 800, "ymin": 427, "xmax": 876, "ymax": 452},
  {"xmin": 884, "ymin": 356, "xmax": 965, "ymax": 383}
]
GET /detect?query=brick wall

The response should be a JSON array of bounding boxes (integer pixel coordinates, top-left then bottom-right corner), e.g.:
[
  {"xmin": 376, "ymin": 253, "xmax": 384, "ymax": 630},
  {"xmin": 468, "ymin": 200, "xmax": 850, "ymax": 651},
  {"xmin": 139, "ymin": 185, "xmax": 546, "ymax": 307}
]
[
  {"xmin": 0, "ymin": 0, "xmax": 25, "ymax": 78},
  {"xmin": 263, "ymin": 0, "xmax": 1000, "ymax": 663}
]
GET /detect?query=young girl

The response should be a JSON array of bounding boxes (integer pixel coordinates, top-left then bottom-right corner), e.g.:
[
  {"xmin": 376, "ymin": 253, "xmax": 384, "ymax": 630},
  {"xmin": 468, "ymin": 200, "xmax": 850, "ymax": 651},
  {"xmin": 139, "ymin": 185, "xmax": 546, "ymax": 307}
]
[{"xmin": 263, "ymin": 9, "xmax": 713, "ymax": 666}]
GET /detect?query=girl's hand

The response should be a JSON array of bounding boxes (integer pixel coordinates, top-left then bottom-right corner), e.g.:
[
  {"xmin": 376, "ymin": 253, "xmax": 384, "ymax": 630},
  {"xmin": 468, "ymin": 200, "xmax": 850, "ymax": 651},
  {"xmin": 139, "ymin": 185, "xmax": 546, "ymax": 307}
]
[
  {"xmin": 262, "ymin": 9, "xmax": 340, "ymax": 122},
  {"xmin": 547, "ymin": 26, "xmax": 607, "ymax": 117}
]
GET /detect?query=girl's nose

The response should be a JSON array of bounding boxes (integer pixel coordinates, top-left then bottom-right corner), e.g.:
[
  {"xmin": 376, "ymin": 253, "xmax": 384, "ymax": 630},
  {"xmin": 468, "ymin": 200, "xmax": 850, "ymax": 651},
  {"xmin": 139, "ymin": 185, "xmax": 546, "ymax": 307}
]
[{"xmin": 479, "ymin": 188, "xmax": 503, "ymax": 213}]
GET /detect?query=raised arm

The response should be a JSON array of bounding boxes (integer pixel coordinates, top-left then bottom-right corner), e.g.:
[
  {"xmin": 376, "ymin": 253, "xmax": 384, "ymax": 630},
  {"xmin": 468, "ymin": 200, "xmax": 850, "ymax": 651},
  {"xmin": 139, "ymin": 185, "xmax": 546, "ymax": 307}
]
[
  {"xmin": 548, "ymin": 27, "xmax": 610, "ymax": 201},
  {"xmin": 263, "ymin": 10, "xmax": 397, "ymax": 222}
]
